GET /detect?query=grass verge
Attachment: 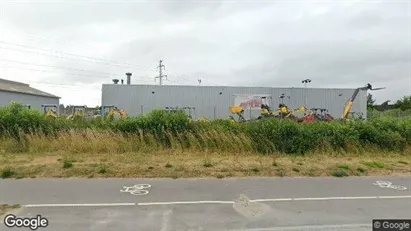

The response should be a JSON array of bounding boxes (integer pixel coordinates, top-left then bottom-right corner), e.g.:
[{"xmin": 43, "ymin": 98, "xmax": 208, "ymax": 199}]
[
  {"xmin": 1, "ymin": 150, "xmax": 410, "ymax": 179},
  {"xmin": 0, "ymin": 204, "xmax": 21, "ymax": 216}
]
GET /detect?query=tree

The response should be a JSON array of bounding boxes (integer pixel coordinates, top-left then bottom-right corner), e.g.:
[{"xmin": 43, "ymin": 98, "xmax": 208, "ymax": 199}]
[
  {"xmin": 394, "ymin": 95, "xmax": 411, "ymax": 111},
  {"xmin": 367, "ymin": 93, "xmax": 376, "ymax": 110}
]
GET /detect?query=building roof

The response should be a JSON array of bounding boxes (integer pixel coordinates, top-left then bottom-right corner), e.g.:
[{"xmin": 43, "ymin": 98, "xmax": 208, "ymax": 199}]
[{"xmin": 0, "ymin": 78, "xmax": 60, "ymax": 98}]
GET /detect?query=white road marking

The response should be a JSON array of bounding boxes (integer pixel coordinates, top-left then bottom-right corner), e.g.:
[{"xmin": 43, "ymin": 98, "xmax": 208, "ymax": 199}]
[
  {"xmin": 227, "ymin": 223, "xmax": 372, "ymax": 231},
  {"xmin": 138, "ymin": 201, "xmax": 235, "ymax": 206},
  {"xmin": 23, "ymin": 203, "xmax": 136, "ymax": 208},
  {"xmin": 120, "ymin": 184, "xmax": 151, "ymax": 196},
  {"xmin": 373, "ymin": 181, "xmax": 407, "ymax": 190},
  {"xmin": 21, "ymin": 195, "xmax": 411, "ymax": 208},
  {"xmin": 160, "ymin": 210, "xmax": 173, "ymax": 231}
]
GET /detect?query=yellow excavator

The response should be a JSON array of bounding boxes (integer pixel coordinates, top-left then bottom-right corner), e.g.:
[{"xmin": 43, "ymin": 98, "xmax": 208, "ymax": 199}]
[
  {"xmin": 258, "ymin": 96, "xmax": 305, "ymax": 120},
  {"xmin": 229, "ymin": 106, "xmax": 246, "ymax": 122},
  {"xmin": 340, "ymin": 83, "xmax": 385, "ymax": 121},
  {"xmin": 41, "ymin": 104, "xmax": 58, "ymax": 118},
  {"xmin": 94, "ymin": 105, "xmax": 127, "ymax": 120},
  {"xmin": 66, "ymin": 105, "xmax": 87, "ymax": 120}
]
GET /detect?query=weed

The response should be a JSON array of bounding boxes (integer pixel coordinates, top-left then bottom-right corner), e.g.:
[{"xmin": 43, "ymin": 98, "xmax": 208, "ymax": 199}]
[
  {"xmin": 0, "ymin": 103, "xmax": 409, "ymax": 156},
  {"xmin": 332, "ymin": 169, "xmax": 349, "ymax": 177},
  {"xmin": 165, "ymin": 163, "xmax": 173, "ymax": 168},
  {"xmin": 357, "ymin": 167, "xmax": 366, "ymax": 173},
  {"xmin": 307, "ymin": 168, "xmax": 316, "ymax": 177},
  {"xmin": 251, "ymin": 167, "xmax": 260, "ymax": 173},
  {"xmin": 362, "ymin": 161, "xmax": 385, "ymax": 169},
  {"xmin": 398, "ymin": 160, "xmax": 409, "ymax": 165},
  {"xmin": 171, "ymin": 174, "xmax": 178, "ymax": 179},
  {"xmin": 63, "ymin": 160, "xmax": 73, "ymax": 169},
  {"xmin": 98, "ymin": 165, "xmax": 107, "ymax": 174},
  {"xmin": 277, "ymin": 168, "xmax": 286, "ymax": 177},
  {"xmin": 337, "ymin": 164, "xmax": 350, "ymax": 170},
  {"xmin": 292, "ymin": 167, "xmax": 300, "ymax": 172},
  {"xmin": 216, "ymin": 174, "xmax": 224, "ymax": 179},
  {"xmin": 203, "ymin": 161, "xmax": 213, "ymax": 168},
  {"xmin": 1, "ymin": 168, "xmax": 15, "ymax": 179}
]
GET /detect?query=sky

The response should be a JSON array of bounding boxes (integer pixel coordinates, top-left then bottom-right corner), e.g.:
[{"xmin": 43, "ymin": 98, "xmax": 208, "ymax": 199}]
[{"xmin": 0, "ymin": 0, "xmax": 410, "ymax": 106}]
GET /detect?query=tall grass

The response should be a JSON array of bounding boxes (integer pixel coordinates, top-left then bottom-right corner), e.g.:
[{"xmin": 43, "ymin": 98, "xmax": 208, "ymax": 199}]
[{"xmin": 1, "ymin": 102, "xmax": 410, "ymax": 155}]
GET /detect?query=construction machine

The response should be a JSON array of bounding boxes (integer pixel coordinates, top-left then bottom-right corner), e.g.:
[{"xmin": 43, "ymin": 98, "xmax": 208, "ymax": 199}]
[
  {"xmin": 258, "ymin": 94, "xmax": 303, "ymax": 120},
  {"xmin": 340, "ymin": 83, "xmax": 385, "ymax": 121},
  {"xmin": 229, "ymin": 106, "xmax": 247, "ymax": 122},
  {"xmin": 41, "ymin": 104, "xmax": 58, "ymax": 118},
  {"xmin": 93, "ymin": 105, "xmax": 127, "ymax": 120},
  {"xmin": 66, "ymin": 105, "xmax": 87, "ymax": 120},
  {"xmin": 165, "ymin": 106, "xmax": 195, "ymax": 119},
  {"xmin": 303, "ymin": 108, "xmax": 334, "ymax": 123},
  {"xmin": 258, "ymin": 96, "xmax": 298, "ymax": 120}
]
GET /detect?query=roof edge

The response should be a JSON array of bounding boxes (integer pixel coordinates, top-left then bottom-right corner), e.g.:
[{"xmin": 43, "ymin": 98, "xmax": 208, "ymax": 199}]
[
  {"xmin": 0, "ymin": 78, "xmax": 29, "ymax": 86},
  {"xmin": 101, "ymin": 84, "xmax": 358, "ymax": 90},
  {"xmin": 0, "ymin": 88, "xmax": 60, "ymax": 99}
]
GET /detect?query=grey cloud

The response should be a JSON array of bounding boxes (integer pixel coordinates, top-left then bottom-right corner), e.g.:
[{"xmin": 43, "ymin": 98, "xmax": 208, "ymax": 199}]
[
  {"xmin": 2, "ymin": 1, "xmax": 272, "ymax": 31},
  {"xmin": 1, "ymin": 0, "xmax": 409, "ymax": 105}
]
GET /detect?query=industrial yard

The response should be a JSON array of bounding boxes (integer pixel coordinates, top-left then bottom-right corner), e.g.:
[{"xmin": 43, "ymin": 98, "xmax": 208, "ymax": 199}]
[{"xmin": 1, "ymin": 2, "xmax": 410, "ymax": 230}]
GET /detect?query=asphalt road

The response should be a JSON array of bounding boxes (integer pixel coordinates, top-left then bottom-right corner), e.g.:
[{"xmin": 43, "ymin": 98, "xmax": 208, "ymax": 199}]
[{"xmin": 1, "ymin": 176, "xmax": 410, "ymax": 231}]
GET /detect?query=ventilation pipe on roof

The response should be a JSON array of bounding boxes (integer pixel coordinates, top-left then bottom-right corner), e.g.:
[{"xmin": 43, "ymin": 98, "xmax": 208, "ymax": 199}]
[
  {"xmin": 126, "ymin": 72, "xmax": 132, "ymax": 85},
  {"xmin": 112, "ymin": 79, "xmax": 119, "ymax": 84},
  {"xmin": 121, "ymin": 79, "xmax": 124, "ymax": 84}
]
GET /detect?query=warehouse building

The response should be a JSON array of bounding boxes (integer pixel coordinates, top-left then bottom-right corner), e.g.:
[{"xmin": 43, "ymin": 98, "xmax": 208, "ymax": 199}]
[
  {"xmin": 102, "ymin": 79, "xmax": 367, "ymax": 120},
  {"xmin": 0, "ymin": 78, "xmax": 60, "ymax": 112}
]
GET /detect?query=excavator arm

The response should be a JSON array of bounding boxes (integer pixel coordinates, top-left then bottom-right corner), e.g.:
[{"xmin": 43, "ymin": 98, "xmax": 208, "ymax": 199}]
[
  {"xmin": 341, "ymin": 88, "xmax": 360, "ymax": 120},
  {"xmin": 340, "ymin": 83, "xmax": 385, "ymax": 120}
]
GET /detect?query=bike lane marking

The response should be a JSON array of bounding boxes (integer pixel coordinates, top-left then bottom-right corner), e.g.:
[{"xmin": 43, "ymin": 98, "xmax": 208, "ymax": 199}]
[
  {"xmin": 372, "ymin": 181, "xmax": 408, "ymax": 191},
  {"xmin": 120, "ymin": 184, "xmax": 152, "ymax": 196}
]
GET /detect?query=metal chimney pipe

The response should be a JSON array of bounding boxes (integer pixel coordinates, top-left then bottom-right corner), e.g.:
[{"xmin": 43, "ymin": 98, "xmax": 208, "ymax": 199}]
[
  {"xmin": 112, "ymin": 79, "xmax": 119, "ymax": 84},
  {"xmin": 126, "ymin": 72, "xmax": 132, "ymax": 85},
  {"xmin": 121, "ymin": 79, "xmax": 124, "ymax": 84}
]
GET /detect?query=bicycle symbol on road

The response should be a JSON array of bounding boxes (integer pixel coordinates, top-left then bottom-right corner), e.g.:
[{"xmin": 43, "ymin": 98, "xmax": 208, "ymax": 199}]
[
  {"xmin": 373, "ymin": 181, "xmax": 407, "ymax": 191},
  {"xmin": 120, "ymin": 184, "xmax": 151, "ymax": 195}
]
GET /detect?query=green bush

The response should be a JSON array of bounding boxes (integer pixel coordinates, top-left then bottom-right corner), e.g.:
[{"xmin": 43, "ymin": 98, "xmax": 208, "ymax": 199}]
[{"xmin": 0, "ymin": 102, "xmax": 410, "ymax": 155}]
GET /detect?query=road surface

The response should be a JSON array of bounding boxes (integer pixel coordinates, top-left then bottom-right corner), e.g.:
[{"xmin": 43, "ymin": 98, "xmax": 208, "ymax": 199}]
[{"xmin": 0, "ymin": 176, "xmax": 410, "ymax": 230}]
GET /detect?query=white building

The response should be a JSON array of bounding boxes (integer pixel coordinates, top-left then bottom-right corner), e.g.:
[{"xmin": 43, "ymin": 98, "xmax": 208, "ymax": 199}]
[
  {"xmin": 0, "ymin": 78, "xmax": 60, "ymax": 112},
  {"xmin": 101, "ymin": 80, "xmax": 367, "ymax": 120}
]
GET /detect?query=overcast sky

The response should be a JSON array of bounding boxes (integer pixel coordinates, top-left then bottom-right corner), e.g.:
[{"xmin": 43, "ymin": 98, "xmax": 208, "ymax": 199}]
[{"xmin": 0, "ymin": 0, "xmax": 410, "ymax": 106}]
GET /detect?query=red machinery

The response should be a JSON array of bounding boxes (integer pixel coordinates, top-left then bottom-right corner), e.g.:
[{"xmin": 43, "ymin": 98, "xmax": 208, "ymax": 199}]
[{"xmin": 303, "ymin": 108, "xmax": 334, "ymax": 123}]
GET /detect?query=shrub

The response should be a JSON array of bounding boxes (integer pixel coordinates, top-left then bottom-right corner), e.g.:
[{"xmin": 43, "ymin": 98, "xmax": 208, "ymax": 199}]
[{"xmin": 0, "ymin": 103, "xmax": 409, "ymax": 155}]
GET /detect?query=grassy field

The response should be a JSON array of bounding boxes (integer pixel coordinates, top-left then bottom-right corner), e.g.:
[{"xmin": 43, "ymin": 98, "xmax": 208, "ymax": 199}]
[
  {"xmin": 0, "ymin": 204, "xmax": 20, "ymax": 216},
  {"xmin": 0, "ymin": 103, "xmax": 410, "ymax": 179},
  {"xmin": 1, "ymin": 150, "xmax": 411, "ymax": 179}
]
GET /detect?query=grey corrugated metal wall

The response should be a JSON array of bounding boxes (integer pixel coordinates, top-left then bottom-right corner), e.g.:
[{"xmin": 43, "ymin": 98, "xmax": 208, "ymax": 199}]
[
  {"xmin": 102, "ymin": 84, "xmax": 367, "ymax": 120},
  {"xmin": 0, "ymin": 91, "xmax": 60, "ymax": 112}
]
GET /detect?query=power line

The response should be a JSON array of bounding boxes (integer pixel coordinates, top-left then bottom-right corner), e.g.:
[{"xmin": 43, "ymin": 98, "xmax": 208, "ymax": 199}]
[
  {"xmin": 0, "ymin": 44, "xmax": 156, "ymax": 71},
  {"xmin": 31, "ymin": 82, "xmax": 101, "ymax": 88},
  {"xmin": 0, "ymin": 58, "xmax": 120, "ymax": 77},
  {"xmin": 0, "ymin": 26, "xmax": 102, "ymax": 50},
  {"xmin": 0, "ymin": 40, "xmax": 152, "ymax": 70},
  {"xmin": 0, "ymin": 64, "xmax": 120, "ymax": 79},
  {"xmin": 0, "ymin": 65, "xmax": 155, "ymax": 87}
]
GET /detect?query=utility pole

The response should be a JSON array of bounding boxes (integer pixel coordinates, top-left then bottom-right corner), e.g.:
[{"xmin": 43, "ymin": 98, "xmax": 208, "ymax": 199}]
[{"xmin": 155, "ymin": 60, "xmax": 167, "ymax": 85}]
